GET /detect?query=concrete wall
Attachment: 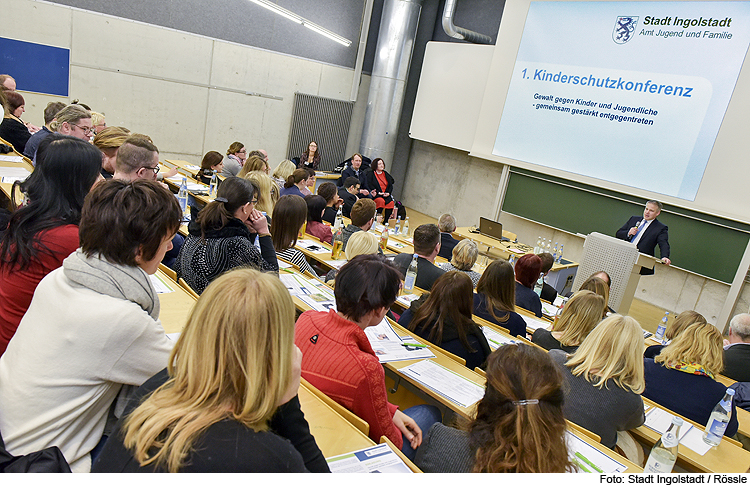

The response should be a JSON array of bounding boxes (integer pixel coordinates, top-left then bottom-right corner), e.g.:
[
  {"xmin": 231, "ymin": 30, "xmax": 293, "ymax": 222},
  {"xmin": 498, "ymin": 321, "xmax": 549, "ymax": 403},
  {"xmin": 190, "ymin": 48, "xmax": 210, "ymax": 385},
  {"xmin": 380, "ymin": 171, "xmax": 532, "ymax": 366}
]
[
  {"xmin": 402, "ymin": 139, "xmax": 750, "ymax": 328},
  {"xmin": 4, "ymin": 0, "xmax": 371, "ymax": 166}
]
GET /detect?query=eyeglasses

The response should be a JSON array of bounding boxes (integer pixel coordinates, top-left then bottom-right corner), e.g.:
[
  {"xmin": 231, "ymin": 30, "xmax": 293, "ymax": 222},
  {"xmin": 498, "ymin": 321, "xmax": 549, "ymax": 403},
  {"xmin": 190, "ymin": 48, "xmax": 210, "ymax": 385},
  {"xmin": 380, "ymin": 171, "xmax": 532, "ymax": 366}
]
[
  {"xmin": 139, "ymin": 165, "xmax": 160, "ymax": 175},
  {"xmin": 250, "ymin": 198, "xmax": 259, "ymax": 205},
  {"xmin": 70, "ymin": 123, "xmax": 94, "ymax": 136}
]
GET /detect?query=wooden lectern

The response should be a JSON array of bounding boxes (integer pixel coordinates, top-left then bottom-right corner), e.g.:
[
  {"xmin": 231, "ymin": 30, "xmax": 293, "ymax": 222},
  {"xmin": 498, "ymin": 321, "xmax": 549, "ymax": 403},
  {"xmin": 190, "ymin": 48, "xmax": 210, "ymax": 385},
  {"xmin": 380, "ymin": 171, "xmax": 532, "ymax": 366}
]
[{"xmin": 570, "ymin": 232, "xmax": 660, "ymax": 314}]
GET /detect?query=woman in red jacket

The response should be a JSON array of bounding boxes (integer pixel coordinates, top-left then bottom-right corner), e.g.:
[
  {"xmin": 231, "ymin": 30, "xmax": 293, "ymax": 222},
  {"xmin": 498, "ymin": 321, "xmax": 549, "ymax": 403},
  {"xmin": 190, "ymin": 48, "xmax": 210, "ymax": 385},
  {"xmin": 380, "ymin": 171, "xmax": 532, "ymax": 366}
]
[{"xmin": 0, "ymin": 135, "xmax": 102, "ymax": 355}]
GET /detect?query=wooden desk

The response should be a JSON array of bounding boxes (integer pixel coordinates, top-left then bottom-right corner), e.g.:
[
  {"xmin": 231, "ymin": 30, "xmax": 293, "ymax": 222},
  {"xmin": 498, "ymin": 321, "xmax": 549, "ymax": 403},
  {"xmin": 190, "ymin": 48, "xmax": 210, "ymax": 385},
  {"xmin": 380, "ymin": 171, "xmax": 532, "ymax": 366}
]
[
  {"xmin": 153, "ymin": 269, "xmax": 197, "ymax": 333},
  {"xmin": 0, "ymin": 153, "xmax": 32, "ymax": 207},
  {"xmin": 633, "ymin": 398, "xmax": 750, "ymax": 473},
  {"xmin": 298, "ymin": 384, "xmax": 375, "ymax": 458},
  {"xmin": 313, "ymin": 172, "xmax": 340, "ymax": 193}
]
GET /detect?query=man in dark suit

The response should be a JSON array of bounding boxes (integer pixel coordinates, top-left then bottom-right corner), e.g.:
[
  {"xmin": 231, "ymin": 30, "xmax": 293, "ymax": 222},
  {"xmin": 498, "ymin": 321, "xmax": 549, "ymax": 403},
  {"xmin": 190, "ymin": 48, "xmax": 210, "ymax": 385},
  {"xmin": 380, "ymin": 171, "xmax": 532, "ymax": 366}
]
[
  {"xmin": 437, "ymin": 213, "xmax": 460, "ymax": 260},
  {"xmin": 392, "ymin": 224, "xmax": 446, "ymax": 291},
  {"xmin": 723, "ymin": 313, "xmax": 750, "ymax": 382},
  {"xmin": 338, "ymin": 177, "xmax": 360, "ymax": 219},
  {"xmin": 615, "ymin": 200, "xmax": 671, "ymax": 275},
  {"xmin": 337, "ymin": 153, "xmax": 371, "ymax": 198}
]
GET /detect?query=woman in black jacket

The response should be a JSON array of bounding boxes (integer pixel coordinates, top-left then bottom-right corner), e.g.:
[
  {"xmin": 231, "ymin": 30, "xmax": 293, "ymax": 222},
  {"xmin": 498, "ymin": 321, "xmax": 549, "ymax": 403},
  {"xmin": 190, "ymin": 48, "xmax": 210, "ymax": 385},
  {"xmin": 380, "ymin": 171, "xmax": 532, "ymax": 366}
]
[{"xmin": 398, "ymin": 271, "xmax": 491, "ymax": 370}]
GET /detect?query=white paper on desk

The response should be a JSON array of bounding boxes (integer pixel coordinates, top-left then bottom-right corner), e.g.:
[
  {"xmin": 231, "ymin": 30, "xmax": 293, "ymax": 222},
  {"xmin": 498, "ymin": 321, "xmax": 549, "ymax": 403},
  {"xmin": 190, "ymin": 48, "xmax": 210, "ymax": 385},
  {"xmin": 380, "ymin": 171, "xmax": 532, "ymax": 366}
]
[
  {"xmin": 298, "ymin": 295, "xmax": 337, "ymax": 312},
  {"xmin": 364, "ymin": 318, "xmax": 433, "ymax": 363},
  {"xmin": 387, "ymin": 239, "xmax": 406, "ymax": 250},
  {"xmin": 566, "ymin": 431, "xmax": 627, "ymax": 473},
  {"xmin": 678, "ymin": 427, "xmax": 713, "ymax": 455},
  {"xmin": 2, "ymin": 176, "xmax": 27, "ymax": 183},
  {"xmin": 519, "ymin": 313, "xmax": 551, "ymax": 332},
  {"xmin": 323, "ymin": 259, "xmax": 348, "ymax": 269},
  {"xmin": 481, "ymin": 325, "xmax": 517, "ymax": 350},
  {"xmin": 508, "ymin": 247, "xmax": 524, "ymax": 253},
  {"xmin": 150, "ymin": 274, "xmax": 175, "ymax": 294},
  {"xmin": 0, "ymin": 167, "xmax": 30, "ymax": 178},
  {"xmin": 398, "ymin": 359, "xmax": 485, "ymax": 408},
  {"xmin": 553, "ymin": 296, "xmax": 565, "ymax": 307},
  {"xmin": 541, "ymin": 302, "xmax": 558, "ymax": 318},
  {"xmin": 165, "ymin": 332, "xmax": 181, "ymax": 342},
  {"xmin": 395, "ymin": 293, "xmax": 420, "ymax": 308},
  {"xmin": 277, "ymin": 260, "xmax": 293, "ymax": 269},
  {"xmin": 0, "ymin": 156, "xmax": 24, "ymax": 163},
  {"xmin": 326, "ymin": 443, "xmax": 411, "ymax": 473},
  {"xmin": 296, "ymin": 239, "xmax": 328, "ymax": 253},
  {"xmin": 185, "ymin": 182, "xmax": 207, "ymax": 193},
  {"xmin": 643, "ymin": 406, "xmax": 716, "ymax": 454},
  {"xmin": 279, "ymin": 273, "xmax": 318, "ymax": 296}
]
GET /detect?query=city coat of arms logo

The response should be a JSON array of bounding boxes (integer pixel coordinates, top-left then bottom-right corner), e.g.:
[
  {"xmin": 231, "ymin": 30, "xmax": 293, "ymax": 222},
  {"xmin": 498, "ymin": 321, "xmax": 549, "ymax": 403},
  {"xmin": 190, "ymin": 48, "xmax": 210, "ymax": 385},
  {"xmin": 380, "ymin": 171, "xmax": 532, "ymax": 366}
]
[{"xmin": 613, "ymin": 16, "xmax": 639, "ymax": 44}]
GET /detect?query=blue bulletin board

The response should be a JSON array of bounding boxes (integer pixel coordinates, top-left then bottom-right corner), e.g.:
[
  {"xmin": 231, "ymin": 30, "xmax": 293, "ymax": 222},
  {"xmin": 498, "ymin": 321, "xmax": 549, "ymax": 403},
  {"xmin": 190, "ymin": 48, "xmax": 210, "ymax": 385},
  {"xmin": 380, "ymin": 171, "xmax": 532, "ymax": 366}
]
[{"xmin": 0, "ymin": 37, "xmax": 70, "ymax": 96}]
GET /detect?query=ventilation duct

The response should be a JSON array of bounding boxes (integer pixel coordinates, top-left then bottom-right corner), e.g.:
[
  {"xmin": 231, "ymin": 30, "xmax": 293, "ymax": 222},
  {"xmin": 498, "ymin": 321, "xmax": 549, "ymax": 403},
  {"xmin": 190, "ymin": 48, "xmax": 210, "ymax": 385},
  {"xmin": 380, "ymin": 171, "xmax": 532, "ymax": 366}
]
[{"xmin": 442, "ymin": 0, "xmax": 492, "ymax": 44}]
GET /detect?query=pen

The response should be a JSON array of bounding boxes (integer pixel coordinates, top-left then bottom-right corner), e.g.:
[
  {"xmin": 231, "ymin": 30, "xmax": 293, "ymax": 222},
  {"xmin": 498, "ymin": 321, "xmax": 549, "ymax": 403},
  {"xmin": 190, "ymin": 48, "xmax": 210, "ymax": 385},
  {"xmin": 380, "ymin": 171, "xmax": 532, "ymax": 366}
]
[{"xmin": 402, "ymin": 342, "xmax": 427, "ymax": 348}]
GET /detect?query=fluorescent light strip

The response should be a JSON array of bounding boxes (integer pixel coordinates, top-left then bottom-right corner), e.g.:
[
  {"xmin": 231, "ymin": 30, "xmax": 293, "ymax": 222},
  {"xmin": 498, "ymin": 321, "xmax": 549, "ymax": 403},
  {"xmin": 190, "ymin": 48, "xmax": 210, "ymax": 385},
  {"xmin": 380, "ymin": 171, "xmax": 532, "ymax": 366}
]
[{"xmin": 247, "ymin": 0, "xmax": 351, "ymax": 47}]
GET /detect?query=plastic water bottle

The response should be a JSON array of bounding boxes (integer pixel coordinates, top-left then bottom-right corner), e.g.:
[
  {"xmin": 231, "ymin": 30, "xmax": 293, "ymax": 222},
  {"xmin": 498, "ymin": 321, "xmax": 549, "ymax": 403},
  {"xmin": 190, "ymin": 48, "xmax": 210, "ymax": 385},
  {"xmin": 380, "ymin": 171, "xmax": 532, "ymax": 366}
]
[
  {"xmin": 534, "ymin": 273, "xmax": 544, "ymax": 297},
  {"xmin": 703, "ymin": 388, "xmax": 735, "ymax": 446},
  {"xmin": 557, "ymin": 244, "xmax": 564, "ymax": 263},
  {"xmin": 331, "ymin": 227, "xmax": 344, "ymax": 259},
  {"xmin": 379, "ymin": 223, "xmax": 389, "ymax": 252},
  {"xmin": 655, "ymin": 312, "xmax": 669, "ymax": 343},
  {"xmin": 178, "ymin": 177, "xmax": 189, "ymax": 218},
  {"xmin": 644, "ymin": 416, "xmax": 682, "ymax": 473},
  {"xmin": 209, "ymin": 170, "xmax": 218, "ymax": 197},
  {"xmin": 404, "ymin": 254, "xmax": 418, "ymax": 292},
  {"xmin": 545, "ymin": 240, "xmax": 551, "ymax": 253},
  {"xmin": 402, "ymin": 217, "xmax": 410, "ymax": 237},
  {"xmin": 508, "ymin": 254, "xmax": 516, "ymax": 267},
  {"xmin": 535, "ymin": 236, "xmax": 542, "ymax": 254},
  {"xmin": 333, "ymin": 206, "xmax": 343, "ymax": 231},
  {"xmin": 394, "ymin": 215, "xmax": 401, "ymax": 235},
  {"xmin": 552, "ymin": 242, "xmax": 559, "ymax": 262}
]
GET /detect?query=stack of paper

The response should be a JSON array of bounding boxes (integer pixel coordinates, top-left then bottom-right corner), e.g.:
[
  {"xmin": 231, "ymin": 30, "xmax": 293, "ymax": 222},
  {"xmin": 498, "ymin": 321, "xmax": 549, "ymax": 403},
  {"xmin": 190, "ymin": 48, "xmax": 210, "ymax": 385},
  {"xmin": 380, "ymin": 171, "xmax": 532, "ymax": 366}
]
[
  {"xmin": 541, "ymin": 302, "xmax": 559, "ymax": 318},
  {"xmin": 644, "ymin": 406, "xmax": 712, "ymax": 455},
  {"xmin": 398, "ymin": 359, "xmax": 485, "ymax": 408},
  {"xmin": 0, "ymin": 166, "xmax": 30, "ymax": 182},
  {"xmin": 364, "ymin": 318, "xmax": 434, "ymax": 363},
  {"xmin": 0, "ymin": 156, "xmax": 24, "ymax": 163},
  {"xmin": 322, "ymin": 259, "xmax": 348, "ymax": 269},
  {"xmin": 566, "ymin": 431, "xmax": 628, "ymax": 473},
  {"xmin": 327, "ymin": 444, "xmax": 411, "ymax": 473},
  {"xmin": 395, "ymin": 293, "xmax": 420, "ymax": 308},
  {"xmin": 519, "ymin": 313, "xmax": 552, "ymax": 332},
  {"xmin": 150, "ymin": 274, "xmax": 175, "ymax": 294},
  {"xmin": 481, "ymin": 325, "xmax": 517, "ymax": 350}
]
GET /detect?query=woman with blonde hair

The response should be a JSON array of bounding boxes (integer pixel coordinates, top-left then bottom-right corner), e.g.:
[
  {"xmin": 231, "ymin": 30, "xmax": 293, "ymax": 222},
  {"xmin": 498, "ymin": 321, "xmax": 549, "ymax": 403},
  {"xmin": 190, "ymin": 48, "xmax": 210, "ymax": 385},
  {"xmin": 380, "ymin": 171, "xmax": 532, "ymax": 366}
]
[
  {"xmin": 90, "ymin": 111, "xmax": 106, "ymax": 135},
  {"xmin": 531, "ymin": 290, "xmax": 605, "ymax": 353},
  {"xmin": 473, "ymin": 260, "xmax": 527, "ymax": 338},
  {"xmin": 272, "ymin": 159, "xmax": 296, "ymax": 189},
  {"xmin": 323, "ymin": 231, "xmax": 379, "ymax": 284},
  {"xmin": 238, "ymin": 155, "xmax": 268, "ymax": 178},
  {"xmin": 644, "ymin": 323, "xmax": 738, "ymax": 438},
  {"xmin": 578, "ymin": 276, "xmax": 610, "ymax": 318},
  {"xmin": 549, "ymin": 314, "xmax": 645, "ymax": 449},
  {"xmin": 438, "ymin": 239, "xmax": 481, "ymax": 288},
  {"xmin": 92, "ymin": 268, "xmax": 329, "ymax": 472},
  {"xmin": 415, "ymin": 344, "xmax": 571, "ymax": 472},
  {"xmin": 644, "ymin": 310, "xmax": 706, "ymax": 358},
  {"xmin": 93, "ymin": 126, "xmax": 131, "ymax": 178},
  {"xmin": 243, "ymin": 171, "xmax": 277, "ymax": 216},
  {"xmin": 223, "ymin": 142, "xmax": 246, "ymax": 177}
]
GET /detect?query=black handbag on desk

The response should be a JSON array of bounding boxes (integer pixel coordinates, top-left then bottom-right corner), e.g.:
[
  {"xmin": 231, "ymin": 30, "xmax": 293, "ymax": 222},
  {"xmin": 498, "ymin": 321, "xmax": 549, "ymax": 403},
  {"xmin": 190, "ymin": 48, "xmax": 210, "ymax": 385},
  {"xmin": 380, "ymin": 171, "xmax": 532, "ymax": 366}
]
[{"xmin": 0, "ymin": 430, "xmax": 71, "ymax": 473}]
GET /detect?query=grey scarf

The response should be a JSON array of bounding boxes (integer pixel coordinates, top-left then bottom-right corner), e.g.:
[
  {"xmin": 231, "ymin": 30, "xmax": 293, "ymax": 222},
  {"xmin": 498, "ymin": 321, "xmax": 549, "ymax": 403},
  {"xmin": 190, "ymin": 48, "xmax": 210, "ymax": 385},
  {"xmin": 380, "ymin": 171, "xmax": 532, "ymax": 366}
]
[{"xmin": 62, "ymin": 249, "xmax": 160, "ymax": 319}]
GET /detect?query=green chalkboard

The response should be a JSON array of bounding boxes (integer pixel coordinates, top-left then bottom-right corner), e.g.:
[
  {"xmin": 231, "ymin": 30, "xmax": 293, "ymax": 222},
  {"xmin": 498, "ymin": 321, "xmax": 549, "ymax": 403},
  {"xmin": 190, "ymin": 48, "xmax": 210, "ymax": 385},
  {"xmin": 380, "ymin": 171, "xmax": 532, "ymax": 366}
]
[{"xmin": 502, "ymin": 169, "xmax": 750, "ymax": 283}]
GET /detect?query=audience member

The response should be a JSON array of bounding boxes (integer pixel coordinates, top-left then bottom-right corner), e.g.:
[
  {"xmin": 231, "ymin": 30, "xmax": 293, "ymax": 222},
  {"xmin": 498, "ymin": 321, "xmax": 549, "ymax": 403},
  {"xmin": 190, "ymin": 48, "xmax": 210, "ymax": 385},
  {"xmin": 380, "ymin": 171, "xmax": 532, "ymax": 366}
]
[
  {"xmin": 271, "ymin": 194, "xmax": 318, "ymax": 277},
  {"xmin": 550, "ymin": 314, "xmax": 646, "ymax": 449},
  {"xmin": 514, "ymin": 253, "xmax": 543, "ymax": 317},
  {"xmin": 295, "ymin": 255, "xmax": 441, "ymax": 460},
  {"xmin": 222, "ymin": 142, "xmax": 246, "ymax": 177},
  {"xmin": 578, "ymin": 276, "xmax": 610, "ymax": 318},
  {"xmin": 723, "ymin": 313, "xmax": 750, "ymax": 382},
  {"xmin": 415, "ymin": 344, "xmax": 571, "ymax": 473},
  {"xmin": 243, "ymin": 170, "xmax": 278, "ymax": 217},
  {"xmin": 437, "ymin": 214, "xmax": 459, "ymax": 260},
  {"xmin": 323, "ymin": 231, "xmax": 379, "ymax": 284},
  {"xmin": 175, "ymin": 177, "xmax": 278, "ymax": 294},
  {"xmin": 280, "ymin": 168, "xmax": 309, "ymax": 198},
  {"xmin": 438, "ymin": 238, "xmax": 481, "ymax": 288},
  {"xmin": 0, "ymin": 74, "xmax": 16, "ymax": 91},
  {"xmin": 342, "ymin": 198, "xmax": 377, "ymax": 252},
  {"xmin": 317, "ymin": 181, "xmax": 340, "ymax": 224},
  {"xmin": 90, "ymin": 111, "xmax": 106, "ymax": 135},
  {"xmin": 399, "ymin": 271, "xmax": 490, "ymax": 370},
  {"xmin": 365, "ymin": 158, "xmax": 395, "ymax": 222},
  {"xmin": 22, "ymin": 101, "xmax": 65, "ymax": 159},
  {"xmin": 392, "ymin": 224, "xmax": 446, "ymax": 291},
  {"xmin": 92, "ymin": 268, "xmax": 328, "ymax": 473},
  {"xmin": 304, "ymin": 195, "xmax": 333, "ymax": 244},
  {"xmin": 238, "ymin": 155, "xmax": 268, "ymax": 179},
  {"xmin": 272, "ymin": 159, "xmax": 296, "ymax": 189},
  {"xmin": 300, "ymin": 141, "xmax": 320, "ymax": 170},
  {"xmin": 338, "ymin": 177, "xmax": 361, "ymax": 218},
  {"xmin": 536, "ymin": 252, "xmax": 559, "ymax": 302},
  {"xmin": 473, "ymin": 260, "xmax": 527, "ymax": 338},
  {"xmin": 0, "ymin": 135, "xmax": 102, "ymax": 356},
  {"xmin": 92, "ymin": 126, "xmax": 131, "ymax": 179},
  {"xmin": 195, "ymin": 151, "xmax": 223, "ymax": 184},
  {"xmin": 338, "ymin": 152, "xmax": 370, "ymax": 196},
  {"xmin": 644, "ymin": 323, "xmax": 738, "ymax": 438},
  {"xmin": 0, "ymin": 179, "xmax": 181, "ymax": 472},
  {"xmin": 113, "ymin": 136, "xmax": 160, "ymax": 181},
  {"xmin": 531, "ymin": 290, "xmax": 605, "ymax": 354},
  {"xmin": 0, "ymin": 91, "xmax": 31, "ymax": 152},
  {"xmin": 48, "ymin": 104, "xmax": 93, "ymax": 141},
  {"xmin": 299, "ymin": 167, "xmax": 315, "ymax": 196},
  {"xmin": 643, "ymin": 310, "xmax": 706, "ymax": 358}
]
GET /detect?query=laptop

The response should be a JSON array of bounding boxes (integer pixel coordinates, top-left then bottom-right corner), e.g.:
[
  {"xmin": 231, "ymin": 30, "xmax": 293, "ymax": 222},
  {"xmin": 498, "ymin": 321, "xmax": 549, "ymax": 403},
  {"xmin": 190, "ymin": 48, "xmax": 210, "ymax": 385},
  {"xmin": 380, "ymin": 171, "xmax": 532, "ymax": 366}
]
[{"xmin": 478, "ymin": 217, "xmax": 509, "ymax": 242}]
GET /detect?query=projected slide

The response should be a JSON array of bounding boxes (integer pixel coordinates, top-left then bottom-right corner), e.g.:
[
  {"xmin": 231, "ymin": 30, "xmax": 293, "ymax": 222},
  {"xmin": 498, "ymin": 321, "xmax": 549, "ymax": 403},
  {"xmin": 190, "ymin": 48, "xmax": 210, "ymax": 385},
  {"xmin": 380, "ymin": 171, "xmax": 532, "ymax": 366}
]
[{"xmin": 492, "ymin": 1, "xmax": 750, "ymax": 200}]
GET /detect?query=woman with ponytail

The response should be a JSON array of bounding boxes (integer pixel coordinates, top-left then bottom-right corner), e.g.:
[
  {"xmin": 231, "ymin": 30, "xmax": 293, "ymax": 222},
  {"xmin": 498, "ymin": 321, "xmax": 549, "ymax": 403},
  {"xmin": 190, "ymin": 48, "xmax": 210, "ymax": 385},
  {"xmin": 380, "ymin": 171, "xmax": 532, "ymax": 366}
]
[
  {"xmin": 414, "ymin": 343, "xmax": 571, "ymax": 472},
  {"xmin": 279, "ymin": 168, "xmax": 309, "ymax": 198},
  {"xmin": 175, "ymin": 177, "xmax": 278, "ymax": 294}
]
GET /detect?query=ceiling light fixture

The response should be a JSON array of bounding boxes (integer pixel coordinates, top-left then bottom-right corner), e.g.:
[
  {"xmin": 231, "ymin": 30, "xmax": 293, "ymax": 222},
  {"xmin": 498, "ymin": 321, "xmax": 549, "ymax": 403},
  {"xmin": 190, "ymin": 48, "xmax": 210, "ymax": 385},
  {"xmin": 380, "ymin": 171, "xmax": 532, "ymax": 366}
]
[{"xmin": 247, "ymin": 0, "xmax": 351, "ymax": 47}]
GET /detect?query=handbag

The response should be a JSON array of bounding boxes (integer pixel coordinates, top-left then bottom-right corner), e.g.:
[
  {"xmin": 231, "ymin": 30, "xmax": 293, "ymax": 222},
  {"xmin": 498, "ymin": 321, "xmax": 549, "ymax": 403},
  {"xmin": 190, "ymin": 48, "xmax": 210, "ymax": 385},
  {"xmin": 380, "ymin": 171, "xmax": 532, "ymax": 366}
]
[{"xmin": 0, "ymin": 430, "xmax": 71, "ymax": 473}]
